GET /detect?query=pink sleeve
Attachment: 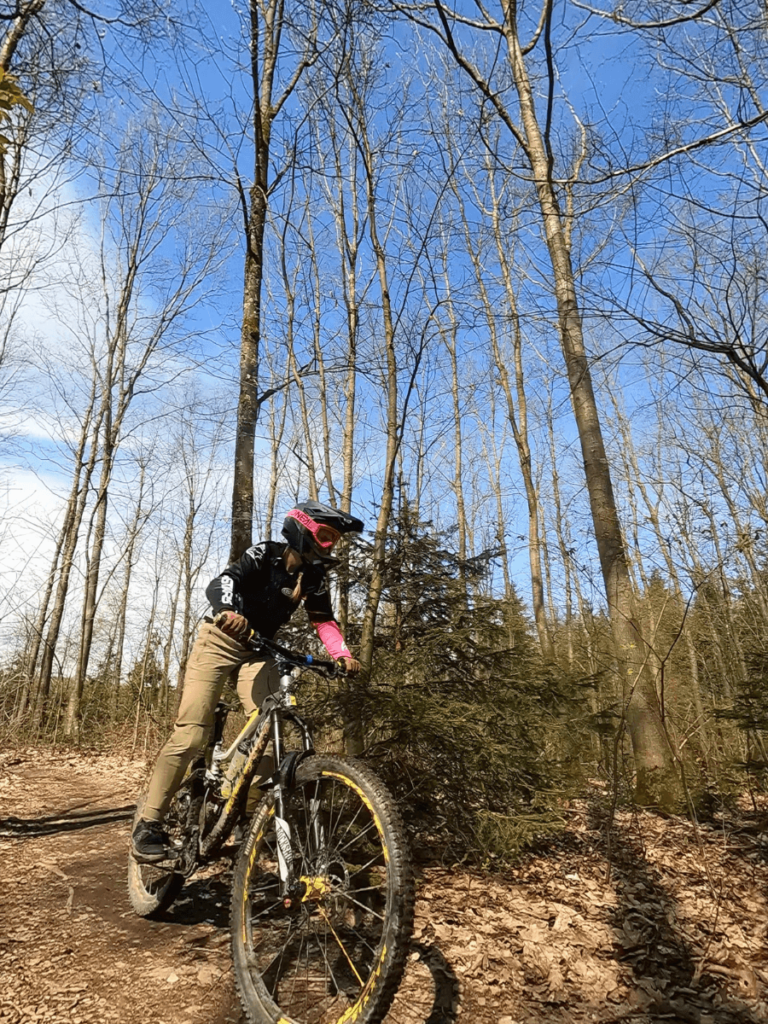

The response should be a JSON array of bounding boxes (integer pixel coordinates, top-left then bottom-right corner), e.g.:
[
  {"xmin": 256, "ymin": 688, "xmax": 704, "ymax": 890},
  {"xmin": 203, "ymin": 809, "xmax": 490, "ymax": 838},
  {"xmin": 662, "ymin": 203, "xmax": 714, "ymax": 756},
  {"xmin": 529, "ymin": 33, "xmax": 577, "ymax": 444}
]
[{"xmin": 314, "ymin": 619, "xmax": 351, "ymax": 660}]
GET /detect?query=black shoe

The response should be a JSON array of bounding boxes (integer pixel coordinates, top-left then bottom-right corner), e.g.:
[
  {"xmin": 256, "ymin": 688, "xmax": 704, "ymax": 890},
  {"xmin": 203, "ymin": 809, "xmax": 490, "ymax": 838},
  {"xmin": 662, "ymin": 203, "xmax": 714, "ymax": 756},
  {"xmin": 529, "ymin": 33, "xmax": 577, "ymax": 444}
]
[{"xmin": 131, "ymin": 819, "xmax": 171, "ymax": 863}]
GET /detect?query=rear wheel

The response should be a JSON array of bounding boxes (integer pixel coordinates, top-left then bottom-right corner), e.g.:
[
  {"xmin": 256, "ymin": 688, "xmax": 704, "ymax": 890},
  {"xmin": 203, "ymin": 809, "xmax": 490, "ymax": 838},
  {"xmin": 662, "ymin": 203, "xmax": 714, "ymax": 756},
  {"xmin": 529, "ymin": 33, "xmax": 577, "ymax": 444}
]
[
  {"xmin": 127, "ymin": 781, "xmax": 196, "ymax": 917},
  {"xmin": 231, "ymin": 755, "xmax": 414, "ymax": 1024}
]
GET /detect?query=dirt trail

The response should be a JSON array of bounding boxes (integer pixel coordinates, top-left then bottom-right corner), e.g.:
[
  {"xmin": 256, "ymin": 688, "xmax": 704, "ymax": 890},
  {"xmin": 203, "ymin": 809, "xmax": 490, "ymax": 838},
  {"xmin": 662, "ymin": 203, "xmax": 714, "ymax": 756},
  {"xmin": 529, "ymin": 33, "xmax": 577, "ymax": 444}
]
[
  {"xmin": 1, "ymin": 750, "xmax": 768, "ymax": 1024},
  {"xmin": 0, "ymin": 750, "xmax": 242, "ymax": 1024}
]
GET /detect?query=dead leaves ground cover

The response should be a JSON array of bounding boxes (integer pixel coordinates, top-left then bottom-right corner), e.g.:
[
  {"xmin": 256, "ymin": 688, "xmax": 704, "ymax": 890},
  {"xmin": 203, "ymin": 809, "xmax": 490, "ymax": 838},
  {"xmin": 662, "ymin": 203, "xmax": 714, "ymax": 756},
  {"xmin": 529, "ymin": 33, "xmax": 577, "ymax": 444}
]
[{"xmin": 1, "ymin": 749, "xmax": 767, "ymax": 1024}]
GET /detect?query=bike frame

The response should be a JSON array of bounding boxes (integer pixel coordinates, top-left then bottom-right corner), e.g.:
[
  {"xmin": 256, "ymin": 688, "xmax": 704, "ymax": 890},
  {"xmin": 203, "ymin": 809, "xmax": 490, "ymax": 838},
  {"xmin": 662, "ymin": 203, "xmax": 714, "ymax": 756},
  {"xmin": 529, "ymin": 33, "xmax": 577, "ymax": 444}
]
[{"xmin": 177, "ymin": 636, "xmax": 338, "ymax": 897}]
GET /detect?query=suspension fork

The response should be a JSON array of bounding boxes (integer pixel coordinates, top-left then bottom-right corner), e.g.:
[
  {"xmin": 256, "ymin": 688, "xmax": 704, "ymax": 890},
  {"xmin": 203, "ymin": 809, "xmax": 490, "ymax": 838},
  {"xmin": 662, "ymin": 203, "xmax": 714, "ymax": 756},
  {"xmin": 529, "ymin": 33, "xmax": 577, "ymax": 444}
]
[
  {"xmin": 270, "ymin": 672, "xmax": 325, "ymax": 894},
  {"xmin": 283, "ymin": 709, "xmax": 324, "ymax": 854},
  {"xmin": 270, "ymin": 702, "xmax": 295, "ymax": 891}
]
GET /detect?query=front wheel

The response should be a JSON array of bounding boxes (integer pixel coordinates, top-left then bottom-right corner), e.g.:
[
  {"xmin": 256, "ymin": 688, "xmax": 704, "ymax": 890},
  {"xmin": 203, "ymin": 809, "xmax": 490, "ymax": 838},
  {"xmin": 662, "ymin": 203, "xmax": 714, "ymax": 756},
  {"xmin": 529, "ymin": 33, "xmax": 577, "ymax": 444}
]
[{"xmin": 231, "ymin": 754, "xmax": 415, "ymax": 1024}]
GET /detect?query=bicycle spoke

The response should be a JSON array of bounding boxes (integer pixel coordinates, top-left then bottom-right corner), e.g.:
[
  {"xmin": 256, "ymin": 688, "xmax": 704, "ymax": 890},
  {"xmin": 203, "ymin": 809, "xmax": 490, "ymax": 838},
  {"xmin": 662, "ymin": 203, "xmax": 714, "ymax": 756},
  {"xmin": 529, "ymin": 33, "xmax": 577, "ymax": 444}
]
[
  {"xmin": 320, "ymin": 914, "xmax": 335, "ymax": 999},
  {"xmin": 343, "ymin": 883, "xmax": 385, "ymax": 897},
  {"xmin": 233, "ymin": 756, "xmax": 412, "ymax": 1024},
  {"xmin": 327, "ymin": 779, "xmax": 352, "ymax": 843},
  {"xmin": 317, "ymin": 906, "xmax": 365, "ymax": 985},
  {"xmin": 335, "ymin": 891, "xmax": 387, "ymax": 923},
  {"xmin": 332, "ymin": 819, "xmax": 380, "ymax": 860},
  {"xmin": 286, "ymin": 918, "xmax": 307, "ymax": 1009},
  {"xmin": 329, "ymin": 796, "xmax": 367, "ymax": 851},
  {"xmin": 347, "ymin": 848, "xmax": 388, "ymax": 877}
]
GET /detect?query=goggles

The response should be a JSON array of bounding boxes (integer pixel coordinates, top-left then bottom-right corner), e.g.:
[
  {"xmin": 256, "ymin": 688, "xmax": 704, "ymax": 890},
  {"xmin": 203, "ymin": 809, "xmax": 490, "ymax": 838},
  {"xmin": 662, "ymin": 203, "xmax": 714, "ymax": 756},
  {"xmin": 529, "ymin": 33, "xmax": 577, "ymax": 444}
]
[
  {"xmin": 286, "ymin": 509, "xmax": 341, "ymax": 551},
  {"xmin": 314, "ymin": 525, "xmax": 341, "ymax": 550}
]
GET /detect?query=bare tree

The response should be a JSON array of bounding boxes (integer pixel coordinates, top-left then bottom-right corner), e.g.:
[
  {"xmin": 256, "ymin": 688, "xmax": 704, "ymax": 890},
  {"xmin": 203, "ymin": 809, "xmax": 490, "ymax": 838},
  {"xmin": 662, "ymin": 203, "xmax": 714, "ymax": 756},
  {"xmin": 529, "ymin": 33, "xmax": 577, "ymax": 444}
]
[
  {"xmin": 445, "ymin": 140, "xmax": 555, "ymax": 657},
  {"xmin": 388, "ymin": 0, "xmax": 681, "ymax": 804},
  {"xmin": 31, "ymin": 368, "xmax": 105, "ymax": 729},
  {"xmin": 226, "ymin": 0, "xmax": 322, "ymax": 560},
  {"xmin": 53, "ymin": 114, "xmax": 227, "ymax": 738},
  {"xmin": 347, "ymin": 97, "xmax": 399, "ymax": 677},
  {"xmin": 165, "ymin": 410, "xmax": 228, "ymax": 704},
  {"xmin": 308, "ymin": 66, "xmax": 370, "ymax": 628},
  {"xmin": 108, "ymin": 456, "xmax": 152, "ymax": 716}
]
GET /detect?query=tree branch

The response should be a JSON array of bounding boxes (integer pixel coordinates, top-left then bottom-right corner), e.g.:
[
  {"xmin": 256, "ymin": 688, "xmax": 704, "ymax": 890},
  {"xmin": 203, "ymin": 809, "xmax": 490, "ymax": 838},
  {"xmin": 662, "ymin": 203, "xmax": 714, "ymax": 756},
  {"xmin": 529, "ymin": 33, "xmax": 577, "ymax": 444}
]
[
  {"xmin": 429, "ymin": 0, "xmax": 528, "ymax": 153},
  {"xmin": 522, "ymin": 0, "xmax": 550, "ymax": 54},
  {"xmin": 578, "ymin": 110, "xmax": 768, "ymax": 185},
  {"xmin": 570, "ymin": 0, "xmax": 721, "ymax": 30}
]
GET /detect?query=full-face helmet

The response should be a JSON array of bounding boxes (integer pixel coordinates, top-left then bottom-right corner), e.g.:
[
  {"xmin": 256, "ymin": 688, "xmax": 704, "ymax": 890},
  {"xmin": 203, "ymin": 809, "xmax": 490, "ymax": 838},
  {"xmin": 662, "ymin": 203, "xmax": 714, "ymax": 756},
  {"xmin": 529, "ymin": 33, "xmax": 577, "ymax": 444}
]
[{"xmin": 281, "ymin": 500, "xmax": 364, "ymax": 565}]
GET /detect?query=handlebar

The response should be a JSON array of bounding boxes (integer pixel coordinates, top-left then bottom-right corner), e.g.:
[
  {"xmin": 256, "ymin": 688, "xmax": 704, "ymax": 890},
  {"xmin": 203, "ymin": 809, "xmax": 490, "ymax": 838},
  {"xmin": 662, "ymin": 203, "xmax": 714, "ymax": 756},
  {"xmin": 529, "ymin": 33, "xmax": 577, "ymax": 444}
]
[{"xmin": 245, "ymin": 631, "xmax": 343, "ymax": 677}]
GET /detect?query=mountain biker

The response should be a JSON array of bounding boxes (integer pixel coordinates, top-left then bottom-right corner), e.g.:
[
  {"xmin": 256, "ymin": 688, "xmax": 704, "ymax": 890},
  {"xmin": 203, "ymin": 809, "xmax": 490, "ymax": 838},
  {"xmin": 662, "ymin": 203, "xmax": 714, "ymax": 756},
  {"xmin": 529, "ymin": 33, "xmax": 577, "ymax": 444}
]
[{"xmin": 131, "ymin": 500, "xmax": 363, "ymax": 863}]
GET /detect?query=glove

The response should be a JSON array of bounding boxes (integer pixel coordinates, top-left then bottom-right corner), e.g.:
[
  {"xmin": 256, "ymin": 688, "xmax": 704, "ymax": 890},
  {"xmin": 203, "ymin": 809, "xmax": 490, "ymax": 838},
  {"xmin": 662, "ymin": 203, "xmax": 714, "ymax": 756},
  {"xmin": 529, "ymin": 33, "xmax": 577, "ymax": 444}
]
[
  {"xmin": 338, "ymin": 656, "xmax": 361, "ymax": 675},
  {"xmin": 213, "ymin": 610, "xmax": 250, "ymax": 641}
]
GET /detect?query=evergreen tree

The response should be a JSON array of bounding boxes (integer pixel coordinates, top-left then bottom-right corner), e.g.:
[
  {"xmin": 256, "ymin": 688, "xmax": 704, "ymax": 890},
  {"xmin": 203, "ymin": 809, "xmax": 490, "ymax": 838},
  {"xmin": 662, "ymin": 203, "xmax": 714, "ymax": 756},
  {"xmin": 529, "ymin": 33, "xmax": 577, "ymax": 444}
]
[{"xmin": 307, "ymin": 501, "xmax": 590, "ymax": 861}]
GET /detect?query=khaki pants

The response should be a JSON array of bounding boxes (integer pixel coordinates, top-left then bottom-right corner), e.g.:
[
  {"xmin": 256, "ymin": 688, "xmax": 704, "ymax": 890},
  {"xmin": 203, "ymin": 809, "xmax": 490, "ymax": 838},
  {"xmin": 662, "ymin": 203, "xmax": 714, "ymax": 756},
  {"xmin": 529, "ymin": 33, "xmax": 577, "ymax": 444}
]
[{"xmin": 142, "ymin": 622, "xmax": 279, "ymax": 822}]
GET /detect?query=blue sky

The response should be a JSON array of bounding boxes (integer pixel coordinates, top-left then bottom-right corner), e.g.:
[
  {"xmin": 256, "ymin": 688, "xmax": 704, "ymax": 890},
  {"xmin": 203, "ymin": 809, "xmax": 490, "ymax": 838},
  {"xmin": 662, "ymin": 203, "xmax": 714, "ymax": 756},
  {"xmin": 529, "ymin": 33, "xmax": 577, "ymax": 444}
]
[{"xmin": 3, "ymin": 0, "xmax": 768, "ymax": 668}]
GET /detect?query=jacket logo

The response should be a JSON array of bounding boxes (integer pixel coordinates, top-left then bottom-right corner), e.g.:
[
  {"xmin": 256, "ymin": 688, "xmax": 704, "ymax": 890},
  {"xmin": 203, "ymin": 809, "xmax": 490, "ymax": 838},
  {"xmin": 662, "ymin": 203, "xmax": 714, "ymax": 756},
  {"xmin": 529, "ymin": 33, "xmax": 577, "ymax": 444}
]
[
  {"xmin": 220, "ymin": 576, "xmax": 235, "ymax": 605},
  {"xmin": 281, "ymin": 587, "xmax": 294, "ymax": 598}
]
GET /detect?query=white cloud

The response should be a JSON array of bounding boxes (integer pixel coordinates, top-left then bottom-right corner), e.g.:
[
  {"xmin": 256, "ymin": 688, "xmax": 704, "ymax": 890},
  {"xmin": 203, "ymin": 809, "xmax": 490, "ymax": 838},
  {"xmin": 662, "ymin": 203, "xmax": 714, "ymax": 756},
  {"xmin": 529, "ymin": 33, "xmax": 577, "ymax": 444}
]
[{"xmin": 0, "ymin": 467, "xmax": 66, "ymax": 652}]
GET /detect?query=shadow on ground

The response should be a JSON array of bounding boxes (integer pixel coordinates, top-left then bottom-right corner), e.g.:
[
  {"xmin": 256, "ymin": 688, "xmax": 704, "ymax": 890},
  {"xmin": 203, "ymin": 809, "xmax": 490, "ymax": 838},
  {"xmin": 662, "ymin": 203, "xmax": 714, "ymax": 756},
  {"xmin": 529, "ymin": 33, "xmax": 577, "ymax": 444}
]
[
  {"xmin": 159, "ymin": 876, "xmax": 232, "ymax": 929},
  {"xmin": 0, "ymin": 805, "xmax": 135, "ymax": 837},
  {"xmin": 155, "ymin": 890, "xmax": 461, "ymax": 1024},
  {"xmin": 589, "ymin": 804, "xmax": 763, "ymax": 1023},
  {"xmin": 410, "ymin": 942, "xmax": 460, "ymax": 1024}
]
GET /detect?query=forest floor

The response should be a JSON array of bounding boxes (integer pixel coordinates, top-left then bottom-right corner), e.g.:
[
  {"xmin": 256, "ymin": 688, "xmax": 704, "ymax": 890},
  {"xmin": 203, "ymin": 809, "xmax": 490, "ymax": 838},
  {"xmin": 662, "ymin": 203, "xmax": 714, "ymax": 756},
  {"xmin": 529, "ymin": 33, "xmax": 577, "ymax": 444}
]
[{"xmin": 1, "ymin": 749, "xmax": 767, "ymax": 1024}]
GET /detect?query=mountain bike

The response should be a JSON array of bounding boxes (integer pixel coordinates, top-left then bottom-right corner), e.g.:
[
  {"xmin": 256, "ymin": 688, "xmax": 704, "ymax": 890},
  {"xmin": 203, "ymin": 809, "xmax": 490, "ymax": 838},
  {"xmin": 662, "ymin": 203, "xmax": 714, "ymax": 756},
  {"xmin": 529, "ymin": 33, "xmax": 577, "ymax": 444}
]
[{"xmin": 128, "ymin": 633, "xmax": 415, "ymax": 1024}]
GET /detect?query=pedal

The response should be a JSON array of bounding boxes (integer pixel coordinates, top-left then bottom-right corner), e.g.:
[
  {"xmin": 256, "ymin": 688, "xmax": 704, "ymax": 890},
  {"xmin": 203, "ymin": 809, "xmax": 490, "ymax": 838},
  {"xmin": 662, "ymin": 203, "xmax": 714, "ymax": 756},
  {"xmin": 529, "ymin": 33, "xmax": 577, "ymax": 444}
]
[{"xmin": 132, "ymin": 845, "xmax": 182, "ymax": 866}]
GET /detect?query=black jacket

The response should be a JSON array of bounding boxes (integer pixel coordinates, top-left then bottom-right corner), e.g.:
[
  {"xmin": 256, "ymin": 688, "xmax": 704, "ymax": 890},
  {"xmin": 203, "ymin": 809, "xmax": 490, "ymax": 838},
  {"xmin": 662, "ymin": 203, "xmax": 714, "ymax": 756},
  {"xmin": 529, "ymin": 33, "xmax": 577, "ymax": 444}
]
[{"xmin": 205, "ymin": 541, "xmax": 335, "ymax": 639}]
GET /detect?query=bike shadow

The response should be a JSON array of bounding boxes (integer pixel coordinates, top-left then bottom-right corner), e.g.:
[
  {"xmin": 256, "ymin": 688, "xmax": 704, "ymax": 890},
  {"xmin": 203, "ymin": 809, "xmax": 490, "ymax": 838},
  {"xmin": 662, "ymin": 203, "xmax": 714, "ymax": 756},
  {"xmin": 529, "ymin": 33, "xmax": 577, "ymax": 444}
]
[
  {"xmin": 0, "ymin": 805, "xmax": 135, "ymax": 838},
  {"xmin": 410, "ymin": 942, "xmax": 460, "ymax": 1024},
  {"xmin": 381, "ymin": 941, "xmax": 459, "ymax": 1024},
  {"xmin": 588, "ymin": 803, "xmax": 764, "ymax": 1023},
  {"xmin": 211, "ymin": 939, "xmax": 461, "ymax": 1024},
  {"xmin": 158, "ymin": 889, "xmax": 460, "ymax": 1024},
  {"xmin": 156, "ymin": 875, "xmax": 233, "ymax": 930}
]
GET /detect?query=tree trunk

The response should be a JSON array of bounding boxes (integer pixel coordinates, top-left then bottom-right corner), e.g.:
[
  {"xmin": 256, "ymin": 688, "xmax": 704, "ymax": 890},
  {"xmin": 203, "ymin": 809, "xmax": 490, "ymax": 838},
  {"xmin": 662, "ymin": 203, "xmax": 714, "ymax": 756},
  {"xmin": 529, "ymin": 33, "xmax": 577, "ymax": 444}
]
[
  {"xmin": 498, "ymin": 0, "xmax": 678, "ymax": 805},
  {"xmin": 546, "ymin": 392, "xmax": 574, "ymax": 667},
  {"xmin": 110, "ymin": 462, "xmax": 148, "ymax": 718},
  {"xmin": 229, "ymin": 0, "xmax": 316, "ymax": 561},
  {"xmin": 17, "ymin": 396, "xmax": 94, "ymax": 723},
  {"xmin": 285, "ymin": 281, "xmax": 319, "ymax": 500},
  {"xmin": 33, "ymin": 384, "xmax": 103, "ymax": 730},
  {"xmin": 65, "ymin": 440, "xmax": 112, "ymax": 740},
  {"xmin": 450, "ymin": 154, "xmax": 554, "ymax": 658},
  {"xmin": 264, "ymin": 392, "xmax": 289, "ymax": 539},
  {"xmin": 231, "ymin": 172, "xmax": 268, "ymax": 560},
  {"xmin": 355, "ymin": 131, "xmax": 399, "ymax": 682}
]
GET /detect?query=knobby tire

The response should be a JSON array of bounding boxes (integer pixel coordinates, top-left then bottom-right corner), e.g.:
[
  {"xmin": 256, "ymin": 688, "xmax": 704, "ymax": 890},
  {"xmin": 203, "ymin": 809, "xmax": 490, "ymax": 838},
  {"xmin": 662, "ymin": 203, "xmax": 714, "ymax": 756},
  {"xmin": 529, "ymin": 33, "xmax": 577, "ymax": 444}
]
[
  {"xmin": 230, "ymin": 754, "xmax": 415, "ymax": 1024},
  {"xmin": 127, "ymin": 788, "xmax": 189, "ymax": 918}
]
